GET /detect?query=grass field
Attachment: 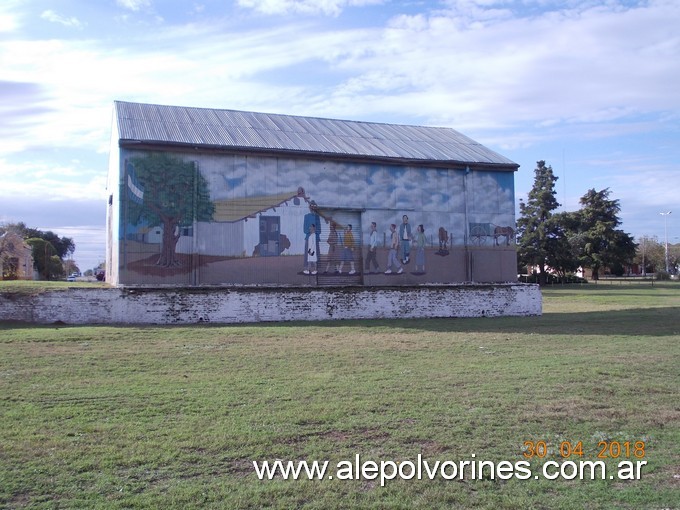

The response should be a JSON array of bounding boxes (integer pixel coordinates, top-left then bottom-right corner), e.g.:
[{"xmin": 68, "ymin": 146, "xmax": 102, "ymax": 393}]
[
  {"xmin": 0, "ymin": 280, "xmax": 108, "ymax": 295},
  {"xmin": 1, "ymin": 283, "xmax": 679, "ymax": 509}
]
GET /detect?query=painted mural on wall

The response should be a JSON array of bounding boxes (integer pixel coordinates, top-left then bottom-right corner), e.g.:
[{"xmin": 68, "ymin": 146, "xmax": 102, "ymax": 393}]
[
  {"xmin": 119, "ymin": 151, "xmax": 516, "ymax": 285},
  {"xmin": 125, "ymin": 153, "xmax": 214, "ymax": 266}
]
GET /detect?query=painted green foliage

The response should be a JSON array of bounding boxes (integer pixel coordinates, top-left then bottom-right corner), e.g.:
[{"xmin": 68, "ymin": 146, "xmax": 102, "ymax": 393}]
[{"xmin": 129, "ymin": 153, "xmax": 214, "ymax": 267}]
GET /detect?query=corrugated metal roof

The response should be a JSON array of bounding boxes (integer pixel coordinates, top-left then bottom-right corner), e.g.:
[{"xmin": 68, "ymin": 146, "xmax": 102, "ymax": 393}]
[{"xmin": 114, "ymin": 101, "xmax": 518, "ymax": 169}]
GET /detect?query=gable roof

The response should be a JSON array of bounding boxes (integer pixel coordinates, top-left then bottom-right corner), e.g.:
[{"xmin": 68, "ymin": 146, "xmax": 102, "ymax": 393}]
[{"xmin": 114, "ymin": 101, "xmax": 518, "ymax": 170}]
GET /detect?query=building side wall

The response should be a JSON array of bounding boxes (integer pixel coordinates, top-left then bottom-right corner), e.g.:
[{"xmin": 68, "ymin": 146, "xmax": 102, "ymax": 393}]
[
  {"xmin": 112, "ymin": 148, "xmax": 517, "ymax": 286},
  {"xmin": 106, "ymin": 118, "xmax": 122, "ymax": 285},
  {"xmin": 0, "ymin": 233, "xmax": 35, "ymax": 280}
]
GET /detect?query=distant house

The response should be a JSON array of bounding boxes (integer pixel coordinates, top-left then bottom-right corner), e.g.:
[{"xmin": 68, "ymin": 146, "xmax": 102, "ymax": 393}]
[
  {"xmin": 106, "ymin": 101, "xmax": 519, "ymax": 287},
  {"xmin": 0, "ymin": 231, "xmax": 35, "ymax": 280}
]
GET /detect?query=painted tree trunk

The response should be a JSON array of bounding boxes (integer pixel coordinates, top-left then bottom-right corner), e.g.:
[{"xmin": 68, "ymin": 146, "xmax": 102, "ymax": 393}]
[{"xmin": 157, "ymin": 219, "xmax": 181, "ymax": 267}]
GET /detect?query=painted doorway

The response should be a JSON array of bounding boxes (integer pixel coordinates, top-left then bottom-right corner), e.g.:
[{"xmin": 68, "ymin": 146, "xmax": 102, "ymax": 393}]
[{"xmin": 259, "ymin": 215, "xmax": 281, "ymax": 256}]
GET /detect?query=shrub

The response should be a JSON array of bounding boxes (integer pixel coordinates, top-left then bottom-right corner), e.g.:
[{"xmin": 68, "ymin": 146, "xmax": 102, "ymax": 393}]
[
  {"xmin": 655, "ymin": 270, "xmax": 671, "ymax": 281},
  {"xmin": 518, "ymin": 273, "xmax": 587, "ymax": 284}
]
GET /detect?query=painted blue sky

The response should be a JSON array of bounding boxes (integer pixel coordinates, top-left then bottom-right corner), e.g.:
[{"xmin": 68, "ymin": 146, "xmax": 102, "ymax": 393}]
[{"xmin": 1, "ymin": 0, "xmax": 678, "ymax": 271}]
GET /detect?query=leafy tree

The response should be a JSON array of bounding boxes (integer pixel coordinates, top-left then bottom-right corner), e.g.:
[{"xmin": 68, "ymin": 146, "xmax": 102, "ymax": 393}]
[
  {"xmin": 40, "ymin": 231, "xmax": 75, "ymax": 260},
  {"xmin": 63, "ymin": 259, "xmax": 80, "ymax": 276},
  {"xmin": 545, "ymin": 211, "xmax": 580, "ymax": 278},
  {"xmin": 1, "ymin": 222, "xmax": 75, "ymax": 260},
  {"xmin": 516, "ymin": 161, "xmax": 562, "ymax": 285},
  {"xmin": 666, "ymin": 243, "xmax": 680, "ymax": 274},
  {"xmin": 634, "ymin": 235, "xmax": 664, "ymax": 275},
  {"xmin": 128, "ymin": 153, "xmax": 214, "ymax": 267},
  {"xmin": 1, "ymin": 222, "xmax": 76, "ymax": 280},
  {"xmin": 25, "ymin": 238, "xmax": 64, "ymax": 280},
  {"xmin": 567, "ymin": 188, "xmax": 636, "ymax": 280}
]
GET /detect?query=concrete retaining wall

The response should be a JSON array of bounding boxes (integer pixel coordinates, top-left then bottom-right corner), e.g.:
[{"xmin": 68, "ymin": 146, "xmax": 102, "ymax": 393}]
[{"xmin": 0, "ymin": 284, "xmax": 541, "ymax": 324}]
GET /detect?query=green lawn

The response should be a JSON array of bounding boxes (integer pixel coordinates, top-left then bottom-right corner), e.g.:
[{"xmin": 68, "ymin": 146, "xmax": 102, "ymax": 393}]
[
  {"xmin": 0, "ymin": 280, "xmax": 109, "ymax": 295},
  {"xmin": 1, "ymin": 284, "xmax": 678, "ymax": 509}
]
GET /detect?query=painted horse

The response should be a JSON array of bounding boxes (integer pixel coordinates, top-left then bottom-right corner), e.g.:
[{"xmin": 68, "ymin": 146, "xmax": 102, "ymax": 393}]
[
  {"xmin": 493, "ymin": 225, "xmax": 514, "ymax": 246},
  {"xmin": 438, "ymin": 227, "xmax": 449, "ymax": 250}
]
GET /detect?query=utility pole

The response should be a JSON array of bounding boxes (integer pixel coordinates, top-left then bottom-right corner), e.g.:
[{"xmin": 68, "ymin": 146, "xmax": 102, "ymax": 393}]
[{"xmin": 660, "ymin": 211, "xmax": 672, "ymax": 273}]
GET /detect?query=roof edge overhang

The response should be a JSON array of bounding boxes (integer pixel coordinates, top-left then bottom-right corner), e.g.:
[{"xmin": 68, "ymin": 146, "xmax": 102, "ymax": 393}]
[{"xmin": 118, "ymin": 139, "xmax": 520, "ymax": 172}]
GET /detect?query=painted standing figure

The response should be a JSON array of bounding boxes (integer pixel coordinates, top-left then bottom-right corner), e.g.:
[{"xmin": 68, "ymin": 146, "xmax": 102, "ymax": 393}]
[
  {"xmin": 399, "ymin": 214, "xmax": 412, "ymax": 264},
  {"xmin": 303, "ymin": 201, "xmax": 321, "ymax": 269},
  {"xmin": 338, "ymin": 224, "xmax": 357, "ymax": 275},
  {"xmin": 413, "ymin": 224, "xmax": 426, "ymax": 273},
  {"xmin": 365, "ymin": 221, "xmax": 380, "ymax": 273},
  {"xmin": 303, "ymin": 223, "xmax": 318, "ymax": 275},
  {"xmin": 324, "ymin": 221, "xmax": 340, "ymax": 273},
  {"xmin": 385, "ymin": 224, "xmax": 403, "ymax": 274}
]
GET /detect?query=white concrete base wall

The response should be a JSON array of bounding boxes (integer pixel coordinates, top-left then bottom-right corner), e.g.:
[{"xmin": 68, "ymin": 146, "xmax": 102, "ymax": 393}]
[{"xmin": 0, "ymin": 284, "xmax": 541, "ymax": 324}]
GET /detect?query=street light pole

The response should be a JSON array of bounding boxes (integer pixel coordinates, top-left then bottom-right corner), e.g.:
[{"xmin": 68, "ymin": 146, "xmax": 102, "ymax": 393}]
[{"xmin": 660, "ymin": 211, "xmax": 672, "ymax": 273}]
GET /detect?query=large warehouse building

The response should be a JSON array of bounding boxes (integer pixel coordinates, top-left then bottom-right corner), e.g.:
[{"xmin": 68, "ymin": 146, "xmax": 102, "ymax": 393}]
[{"xmin": 106, "ymin": 101, "xmax": 519, "ymax": 287}]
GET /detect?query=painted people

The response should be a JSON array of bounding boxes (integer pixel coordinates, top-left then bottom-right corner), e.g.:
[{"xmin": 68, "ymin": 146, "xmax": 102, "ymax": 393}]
[
  {"xmin": 399, "ymin": 214, "xmax": 412, "ymax": 264},
  {"xmin": 337, "ymin": 224, "xmax": 357, "ymax": 275},
  {"xmin": 385, "ymin": 223, "xmax": 403, "ymax": 274},
  {"xmin": 303, "ymin": 201, "xmax": 321, "ymax": 270},
  {"xmin": 303, "ymin": 223, "xmax": 318, "ymax": 274},
  {"xmin": 364, "ymin": 221, "xmax": 380, "ymax": 273},
  {"xmin": 324, "ymin": 221, "xmax": 340, "ymax": 273},
  {"xmin": 413, "ymin": 224, "xmax": 426, "ymax": 273}
]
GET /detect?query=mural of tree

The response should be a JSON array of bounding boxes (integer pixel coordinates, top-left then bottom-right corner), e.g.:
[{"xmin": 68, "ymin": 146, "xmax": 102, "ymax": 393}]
[{"xmin": 128, "ymin": 153, "xmax": 214, "ymax": 267}]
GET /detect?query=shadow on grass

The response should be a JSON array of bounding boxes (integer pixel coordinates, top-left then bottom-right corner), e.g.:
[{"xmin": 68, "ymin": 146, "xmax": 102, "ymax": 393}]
[
  {"xmin": 289, "ymin": 306, "xmax": 680, "ymax": 337},
  {"xmin": 2, "ymin": 307, "xmax": 679, "ymax": 338},
  {"xmin": 542, "ymin": 284, "xmax": 679, "ymax": 298}
]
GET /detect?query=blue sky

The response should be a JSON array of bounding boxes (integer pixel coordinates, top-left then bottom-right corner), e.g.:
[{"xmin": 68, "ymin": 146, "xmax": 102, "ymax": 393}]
[{"xmin": 1, "ymin": 0, "xmax": 678, "ymax": 271}]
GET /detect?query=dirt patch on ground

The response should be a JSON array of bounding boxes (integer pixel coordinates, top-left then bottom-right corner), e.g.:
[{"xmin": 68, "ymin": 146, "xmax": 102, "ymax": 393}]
[{"xmin": 126, "ymin": 254, "xmax": 230, "ymax": 277}]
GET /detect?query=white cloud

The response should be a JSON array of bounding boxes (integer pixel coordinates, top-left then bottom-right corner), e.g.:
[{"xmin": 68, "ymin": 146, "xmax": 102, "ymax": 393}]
[
  {"xmin": 237, "ymin": 0, "xmax": 386, "ymax": 16},
  {"xmin": 0, "ymin": 13, "xmax": 18, "ymax": 32},
  {"xmin": 5, "ymin": 1, "xmax": 674, "ymax": 159},
  {"xmin": 583, "ymin": 159, "xmax": 678, "ymax": 212},
  {"xmin": 0, "ymin": 0, "xmax": 24, "ymax": 32},
  {"xmin": 298, "ymin": 1, "xmax": 680, "ymax": 133},
  {"xmin": 40, "ymin": 10, "xmax": 85, "ymax": 29},
  {"xmin": 0, "ymin": 158, "xmax": 108, "ymax": 202},
  {"xmin": 116, "ymin": 0, "xmax": 152, "ymax": 12}
]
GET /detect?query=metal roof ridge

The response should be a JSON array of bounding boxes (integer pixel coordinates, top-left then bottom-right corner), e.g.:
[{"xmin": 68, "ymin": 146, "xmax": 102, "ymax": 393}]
[
  {"xmin": 114, "ymin": 100, "xmax": 465, "ymax": 134},
  {"xmin": 113, "ymin": 100, "xmax": 519, "ymax": 168}
]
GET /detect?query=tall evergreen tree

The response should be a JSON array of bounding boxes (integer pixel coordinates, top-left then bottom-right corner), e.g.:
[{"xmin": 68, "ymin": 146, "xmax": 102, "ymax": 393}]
[
  {"xmin": 546, "ymin": 211, "xmax": 580, "ymax": 278},
  {"xmin": 568, "ymin": 188, "xmax": 636, "ymax": 279},
  {"xmin": 516, "ymin": 161, "xmax": 561, "ymax": 285}
]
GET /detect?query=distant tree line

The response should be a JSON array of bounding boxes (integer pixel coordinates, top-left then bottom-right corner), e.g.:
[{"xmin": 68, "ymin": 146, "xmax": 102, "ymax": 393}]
[
  {"xmin": 633, "ymin": 235, "xmax": 680, "ymax": 278},
  {"xmin": 517, "ymin": 160, "xmax": 647, "ymax": 285},
  {"xmin": 0, "ymin": 222, "xmax": 76, "ymax": 280}
]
